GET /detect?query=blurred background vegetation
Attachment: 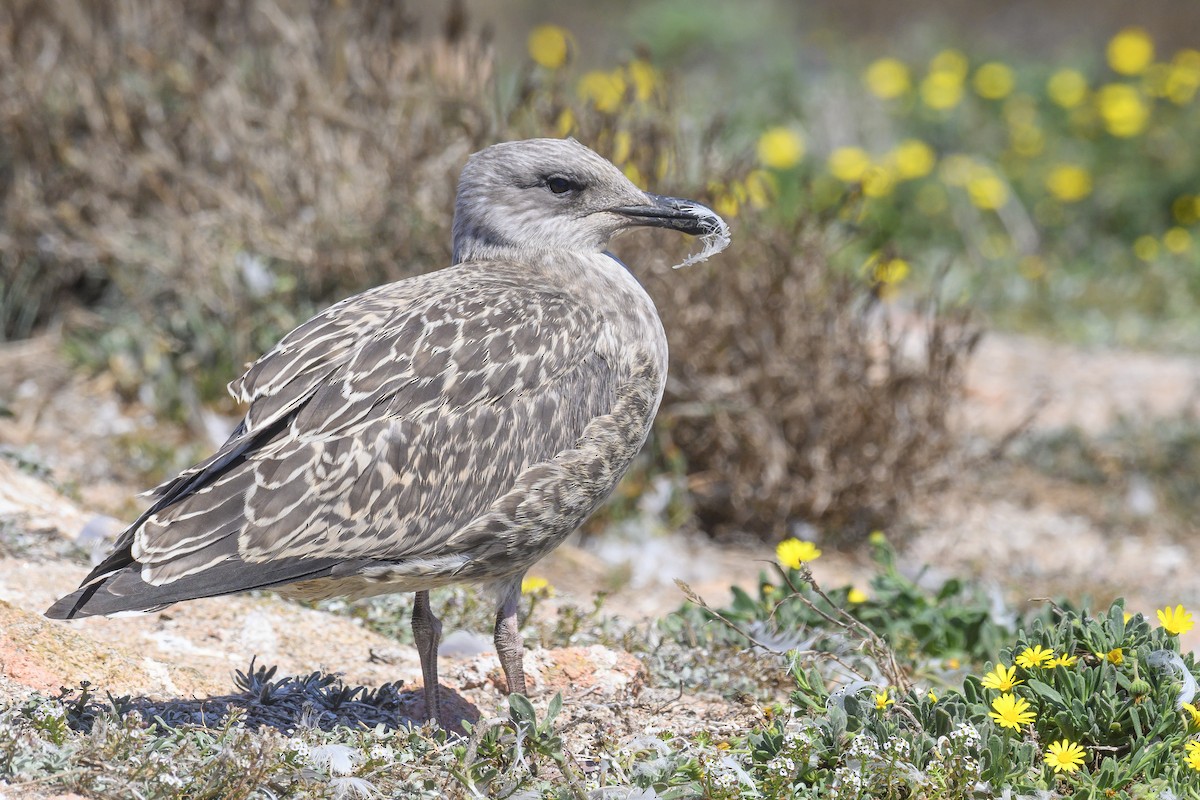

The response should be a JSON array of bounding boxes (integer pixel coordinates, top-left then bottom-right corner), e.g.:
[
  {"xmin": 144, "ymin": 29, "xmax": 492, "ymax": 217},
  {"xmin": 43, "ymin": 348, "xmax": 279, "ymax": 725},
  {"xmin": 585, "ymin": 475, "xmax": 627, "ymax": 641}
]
[{"xmin": 2, "ymin": 0, "xmax": 1198, "ymax": 545}]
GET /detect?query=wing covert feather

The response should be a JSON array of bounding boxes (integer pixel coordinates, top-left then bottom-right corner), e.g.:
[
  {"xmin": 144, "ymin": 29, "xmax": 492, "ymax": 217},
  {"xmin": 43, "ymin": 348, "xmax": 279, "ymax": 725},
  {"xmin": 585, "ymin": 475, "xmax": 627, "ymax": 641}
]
[{"xmin": 129, "ymin": 271, "xmax": 620, "ymax": 586}]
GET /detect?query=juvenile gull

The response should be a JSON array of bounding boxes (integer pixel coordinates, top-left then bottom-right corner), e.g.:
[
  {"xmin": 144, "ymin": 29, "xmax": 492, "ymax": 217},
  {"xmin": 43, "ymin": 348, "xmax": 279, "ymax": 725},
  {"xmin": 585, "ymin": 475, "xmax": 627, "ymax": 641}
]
[{"xmin": 46, "ymin": 138, "xmax": 729, "ymax": 723}]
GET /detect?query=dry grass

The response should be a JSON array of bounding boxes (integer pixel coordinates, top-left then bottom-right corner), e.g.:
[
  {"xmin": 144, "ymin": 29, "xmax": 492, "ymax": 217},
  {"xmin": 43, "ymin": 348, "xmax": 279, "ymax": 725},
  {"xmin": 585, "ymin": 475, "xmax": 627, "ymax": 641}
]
[
  {"xmin": 0, "ymin": 0, "xmax": 977, "ymax": 542},
  {"xmin": 0, "ymin": 0, "xmax": 496, "ymax": 404}
]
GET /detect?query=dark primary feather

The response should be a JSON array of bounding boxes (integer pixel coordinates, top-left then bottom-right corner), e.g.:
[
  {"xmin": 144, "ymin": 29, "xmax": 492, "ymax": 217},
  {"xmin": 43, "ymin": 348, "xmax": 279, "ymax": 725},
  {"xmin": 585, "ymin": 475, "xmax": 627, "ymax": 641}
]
[{"xmin": 47, "ymin": 263, "xmax": 622, "ymax": 618}]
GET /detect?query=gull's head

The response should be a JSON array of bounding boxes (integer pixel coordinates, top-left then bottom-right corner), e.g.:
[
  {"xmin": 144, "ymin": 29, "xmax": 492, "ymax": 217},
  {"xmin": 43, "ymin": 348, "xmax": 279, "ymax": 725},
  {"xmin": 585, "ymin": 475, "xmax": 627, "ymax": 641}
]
[{"xmin": 452, "ymin": 138, "xmax": 727, "ymax": 264}]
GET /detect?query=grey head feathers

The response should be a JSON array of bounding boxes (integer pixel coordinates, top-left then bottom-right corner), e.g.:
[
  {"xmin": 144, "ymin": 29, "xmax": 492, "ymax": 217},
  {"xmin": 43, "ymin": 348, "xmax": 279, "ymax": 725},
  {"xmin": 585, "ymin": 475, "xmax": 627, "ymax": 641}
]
[{"xmin": 452, "ymin": 137, "xmax": 722, "ymax": 264}]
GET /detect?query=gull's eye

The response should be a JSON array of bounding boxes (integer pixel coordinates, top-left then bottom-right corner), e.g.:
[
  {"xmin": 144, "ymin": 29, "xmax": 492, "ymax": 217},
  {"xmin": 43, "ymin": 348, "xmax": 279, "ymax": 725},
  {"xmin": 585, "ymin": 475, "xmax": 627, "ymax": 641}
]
[{"xmin": 546, "ymin": 175, "xmax": 579, "ymax": 194}]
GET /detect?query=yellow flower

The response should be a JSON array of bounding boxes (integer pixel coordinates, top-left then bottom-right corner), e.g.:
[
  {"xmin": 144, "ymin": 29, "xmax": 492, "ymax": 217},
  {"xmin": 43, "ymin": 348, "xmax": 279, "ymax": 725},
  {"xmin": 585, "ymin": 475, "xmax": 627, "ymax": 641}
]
[
  {"xmin": 981, "ymin": 663, "xmax": 1023, "ymax": 692},
  {"xmin": 776, "ymin": 538, "xmax": 821, "ymax": 569},
  {"xmin": 1047, "ymin": 69, "xmax": 1089, "ymax": 108},
  {"xmin": 743, "ymin": 170, "xmax": 777, "ymax": 209},
  {"xmin": 1015, "ymin": 645, "xmax": 1055, "ymax": 669},
  {"xmin": 521, "ymin": 576, "xmax": 551, "ymax": 595},
  {"xmin": 1158, "ymin": 604, "xmax": 1195, "ymax": 635},
  {"xmin": 1045, "ymin": 164, "xmax": 1093, "ymax": 203},
  {"xmin": 974, "ymin": 62, "xmax": 1015, "ymax": 100},
  {"xmin": 1044, "ymin": 739, "xmax": 1086, "ymax": 774},
  {"xmin": 713, "ymin": 196, "xmax": 739, "ymax": 219},
  {"xmin": 623, "ymin": 163, "xmax": 647, "ymax": 190},
  {"xmin": 578, "ymin": 70, "xmax": 626, "ymax": 113},
  {"xmin": 928, "ymin": 689, "xmax": 938, "ymax": 703},
  {"xmin": 555, "ymin": 108, "xmax": 576, "ymax": 137},
  {"xmin": 873, "ymin": 689, "xmax": 895, "ymax": 710},
  {"xmin": 654, "ymin": 150, "xmax": 672, "ymax": 181},
  {"xmin": 890, "ymin": 139, "xmax": 936, "ymax": 180},
  {"xmin": 872, "ymin": 258, "xmax": 909, "ymax": 285},
  {"xmin": 930, "ymin": 49, "xmax": 970, "ymax": 78},
  {"xmin": 847, "ymin": 587, "xmax": 869, "ymax": 604},
  {"xmin": 1051, "ymin": 653, "xmax": 1079, "ymax": 668},
  {"xmin": 527, "ymin": 25, "xmax": 571, "ymax": 70},
  {"xmin": 966, "ymin": 170, "xmax": 1008, "ymax": 211},
  {"xmin": 711, "ymin": 181, "xmax": 741, "ymax": 219},
  {"xmin": 1096, "ymin": 83, "xmax": 1150, "ymax": 137},
  {"xmin": 1166, "ymin": 50, "xmax": 1200, "ymax": 104},
  {"xmin": 757, "ymin": 127, "xmax": 805, "ymax": 170},
  {"xmin": 864, "ymin": 57, "xmax": 911, "ymax": 99},
  {"xmin": 1165, "ymin": 228, "xmax": 1193, "ymax": 255},
  {"xmin": 1172, "ymin": 195, "xmax": 1200, "ymax": 226},
  {"xmin": 921, "ymin": 70, "xmax": 965, "ymax": 110},
  {"xmin": 1183, "ymin": 702, "xmax": 1200, "ymax": 730},
  {"xmin": 861, "ymin": 164, "xmax": 896, "ymax": 198},
  {"xmin": 829, "ymin": 146, "xmax": 871, "ymax": 182},
  {"xmin": 868, "ymin": 530, "xmax": 887, "ymax": 545},
  {"xmin": 1108, "ymin": 27, "xmax": 1155, "ymax": 76},
  {"xmin": 1009, "ymin": 124, "xmax": 1045, "ymax": 157},
  {"xmin": 989, "ymin": 693, "xmax": 1036, "ymax": 730},
  {"xmin": 626, "ymin": 59, "xmax": 660, "ymax": 102},
  {"xmin": 1102, "ymin": 648, "xmax": 1124, "ymax": 665},
  {"xmin": 1186, "ymin": 740, "xmax": 1200, "ymax": 772},
  {"xmin": 1134, "ymin": 235, "xmax": 1160, "ymax": 262},
  {"xmin": 610, "ymin": 131, "xmax": 633, "ymax": 166}
]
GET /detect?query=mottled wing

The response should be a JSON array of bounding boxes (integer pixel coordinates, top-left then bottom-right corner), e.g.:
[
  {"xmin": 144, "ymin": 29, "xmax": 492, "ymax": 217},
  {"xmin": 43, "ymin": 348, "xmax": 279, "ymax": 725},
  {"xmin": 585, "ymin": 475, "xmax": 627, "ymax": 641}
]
[
  {"xmin": 48, "ymin": 268, "xmax": 618, "ymax": 617},
  {"xmin": 67, "ymin": 285, "xmax": 414, "ymax": 594},
  {"xmin": 144, "ymin": 287, "xmax": 402, "ymax": 505}
]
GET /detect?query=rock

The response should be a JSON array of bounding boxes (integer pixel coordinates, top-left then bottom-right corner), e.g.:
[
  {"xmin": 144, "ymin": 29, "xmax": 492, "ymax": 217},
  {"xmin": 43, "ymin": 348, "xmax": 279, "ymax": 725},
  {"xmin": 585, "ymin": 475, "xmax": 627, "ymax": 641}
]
[
  {"xmin": 0, "ymin": 460, "xmax": 96, "ymax": 545},
  {"xmin": 438, "ymin": 629, "xmax": 493, "ymax": 658},
  {"xmin": 0, "ymin": 597, "xmax": 205, "ymax": 695},
  {"xmin": 449, "ymin": 644, "xmax": 644, "ymax": 700}
]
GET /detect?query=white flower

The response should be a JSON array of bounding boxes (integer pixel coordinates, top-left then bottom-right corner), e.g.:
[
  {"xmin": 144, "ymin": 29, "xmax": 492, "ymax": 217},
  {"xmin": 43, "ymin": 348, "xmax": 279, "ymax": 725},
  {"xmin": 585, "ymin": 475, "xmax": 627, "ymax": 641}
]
[
  {"xmin": 951, "ymin": 722, "xmax": 981, "ymax": 742},
  {"xmin": 368, "ymin": 744, "xmax": 394, "ymax": 762},
  {"xmin": 33, "ymin": 704, "xmax": 65, "ymax": 722}
]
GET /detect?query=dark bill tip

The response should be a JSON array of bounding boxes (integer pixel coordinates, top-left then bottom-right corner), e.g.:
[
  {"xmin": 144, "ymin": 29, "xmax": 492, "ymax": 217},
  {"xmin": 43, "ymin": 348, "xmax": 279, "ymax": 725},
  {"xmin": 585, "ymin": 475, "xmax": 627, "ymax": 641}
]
[{"xmin": 612, "ymin": 193, "xmax": 724, "ymax": 237}]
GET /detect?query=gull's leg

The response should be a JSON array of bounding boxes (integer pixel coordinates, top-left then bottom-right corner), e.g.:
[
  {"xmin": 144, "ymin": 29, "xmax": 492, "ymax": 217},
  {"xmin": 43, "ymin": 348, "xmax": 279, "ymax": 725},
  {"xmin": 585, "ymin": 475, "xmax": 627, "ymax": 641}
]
[
  {"xmin": 494, "ymin": 578, "xmax": 527, "ymax": 695},
  {"xmin": 411, "ymin": 590, "xmax": 442, "ymax": 723}
]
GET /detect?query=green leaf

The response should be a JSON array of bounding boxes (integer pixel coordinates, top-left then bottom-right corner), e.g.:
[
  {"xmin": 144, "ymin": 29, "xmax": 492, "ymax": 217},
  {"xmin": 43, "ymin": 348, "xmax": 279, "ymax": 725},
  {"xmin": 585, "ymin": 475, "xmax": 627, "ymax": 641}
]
[
  {"xmin": 730, "ymin": 586, "xmax": 760, "ymax": 615},
  {"xmin": 508, "ymin": 693, "xmax": 537, "ymax": 727},
  {"xmin": 1027, "ymin": 678, "xmax": 1066, "ymax": 707},
  {"xmin": 544, "ymin": 692, "xmax": 563, "ymax": 729},
  {"xmin": 1128, "ymin": 699, "xmax": 1144, "ymax": 739}
]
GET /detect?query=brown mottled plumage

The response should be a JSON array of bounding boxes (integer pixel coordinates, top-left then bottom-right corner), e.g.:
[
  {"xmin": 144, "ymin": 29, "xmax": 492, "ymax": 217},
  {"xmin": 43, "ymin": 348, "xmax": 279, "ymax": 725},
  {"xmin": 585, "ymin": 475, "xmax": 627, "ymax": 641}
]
[{"xmin": 46, "ymin": 138, "xmax": 729, "ymax": 724}]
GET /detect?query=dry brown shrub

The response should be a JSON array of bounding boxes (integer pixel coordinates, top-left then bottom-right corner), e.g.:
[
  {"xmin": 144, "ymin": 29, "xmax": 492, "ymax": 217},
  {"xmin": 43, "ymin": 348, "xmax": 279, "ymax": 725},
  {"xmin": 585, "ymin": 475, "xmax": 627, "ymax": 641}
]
[{"xmin": 639, "ymin": 223, "xmax": 979, "ymax": 542}]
